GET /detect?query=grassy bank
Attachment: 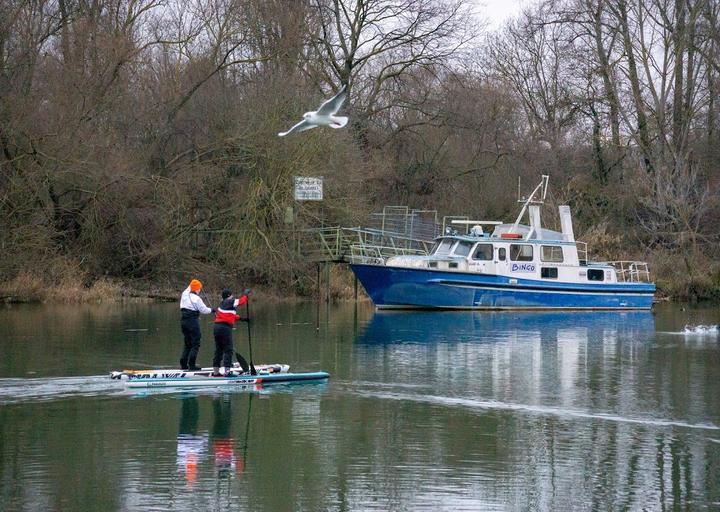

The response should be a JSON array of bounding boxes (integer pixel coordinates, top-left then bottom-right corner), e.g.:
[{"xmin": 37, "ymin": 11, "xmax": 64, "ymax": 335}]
[
  {"xmin": 0, "ymin": 272, "xmax": 314, "ymax": 304},
  {"xmin": 2, "ymin": 252, "xmax": 718, "ymax": 304}
]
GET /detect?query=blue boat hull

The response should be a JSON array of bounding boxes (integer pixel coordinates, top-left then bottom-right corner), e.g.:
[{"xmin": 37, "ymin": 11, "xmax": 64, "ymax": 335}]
[{"xmin": 350, "ymin": 264, "xmax": 655, "ymax": 310}]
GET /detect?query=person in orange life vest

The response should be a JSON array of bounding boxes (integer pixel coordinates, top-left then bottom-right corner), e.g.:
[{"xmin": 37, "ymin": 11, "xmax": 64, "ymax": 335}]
[
  {"xmin": 212, "ymin": 288, "xmax": 250, "ymax": 376},
  {"xmin": 179, "ymin": 279, "xmax": 215, "ymax": 371}
]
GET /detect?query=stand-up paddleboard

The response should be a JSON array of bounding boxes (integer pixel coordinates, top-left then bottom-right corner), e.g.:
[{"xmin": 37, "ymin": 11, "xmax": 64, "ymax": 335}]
[
  {"xmin": 110, "ymin": 363, "xmax": 289, "ymax": 381},
  {"xmin": 124, "ymin": 371, "xmax": 330, "ymax": 389}
]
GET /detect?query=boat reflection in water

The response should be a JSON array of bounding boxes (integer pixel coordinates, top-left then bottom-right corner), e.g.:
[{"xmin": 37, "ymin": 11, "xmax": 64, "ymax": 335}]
[
  {"xmin": 348, "ymin": 309, "xmax": 720, "ymax": 510},
  {"xmin": 353, "ymin": 309, "xmax": 657, "ymax": 413},
  {"xmin": 357, "ymin": 310, "xmax": 656, "ymax": 346}
]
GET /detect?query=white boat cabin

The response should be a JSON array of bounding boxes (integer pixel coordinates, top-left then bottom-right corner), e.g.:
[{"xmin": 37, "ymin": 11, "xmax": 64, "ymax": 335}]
[{"xmin": 385, "ymin": 177, "xmax": 651, "ymax": 285}]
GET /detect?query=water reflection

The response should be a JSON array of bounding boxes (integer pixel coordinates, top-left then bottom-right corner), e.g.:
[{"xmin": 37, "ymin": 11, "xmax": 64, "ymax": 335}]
[
  {"xmin": 357, "ymin": 310, "xmax": 656, "ymax": 345},
  {"xmin": 353, "ymin": 310, "xmax": 659, "ymax": 414},
  {"xmin": 1, "ymin": 302, "xmax": 719, "ymax": 510},
  {"xmin": 210, "ymin": 396, "xmax": 245, "ymax": 478},
  {"xmin": 176, "ymin": 397, "xmax": 207, "ymax": 487},
  {"xmin": 341, "ymin": 309, "xmax": 720, "ymax": 509},
  {"xmin": 175, "ymin": 393, "xmax": 252, "ymax": 488}
]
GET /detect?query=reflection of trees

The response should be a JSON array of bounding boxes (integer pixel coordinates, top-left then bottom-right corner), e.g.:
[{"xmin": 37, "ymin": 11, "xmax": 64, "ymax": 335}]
[
  {"xmin": 0, "ymin": 302, "xmax": 184, "ymax": 376},
  {"xmin": 2, "ymin": 302, "xmax": 718, "ymax": 508},
  {"xmin": 335, "ymin": 309, "xmax": 714, "ymax": 507}
]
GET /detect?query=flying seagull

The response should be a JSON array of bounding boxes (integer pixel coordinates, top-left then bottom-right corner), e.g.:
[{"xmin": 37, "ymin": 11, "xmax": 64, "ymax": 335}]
[{"xmin": 278, "ymin": 85, "xmax": 348, "ymax": 137}]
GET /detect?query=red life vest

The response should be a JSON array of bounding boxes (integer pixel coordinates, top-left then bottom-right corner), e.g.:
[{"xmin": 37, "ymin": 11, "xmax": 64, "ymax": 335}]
[{"xmin": 214, "ymin": 295, "xmax": 248, "ymax": 326}]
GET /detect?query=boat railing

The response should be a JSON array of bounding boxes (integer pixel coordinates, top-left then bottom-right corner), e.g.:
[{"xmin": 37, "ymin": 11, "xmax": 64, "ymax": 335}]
[
  {"xmin": 344, "ymin": 227, "xmax": 434, "ymax": 252},
  {"xmin": 603, "ymin": 261, "xmax": 652, "ymax": 283},
  {"xmin": 576, "ymin": 241, "xmax": 588, "ymax": 265},
  {"xmin": 348, "ymin": 243, "xmax": 426, "ymax": 265}
]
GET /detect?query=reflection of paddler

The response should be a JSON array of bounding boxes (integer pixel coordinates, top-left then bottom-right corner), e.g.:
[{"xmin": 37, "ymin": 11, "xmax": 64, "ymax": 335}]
[
  {"xmin": 176, "ymin": 397, "xmax": 207, "ymax": 486},
  {"xmin": 211, "ymin": 396, "xmax": 244, "ymax": 477}
]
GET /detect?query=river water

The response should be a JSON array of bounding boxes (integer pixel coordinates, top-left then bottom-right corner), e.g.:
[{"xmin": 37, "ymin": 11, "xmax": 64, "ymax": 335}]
[{"xmin": 0, "ymin": 301, "xmax": 718, "ymax": 511}]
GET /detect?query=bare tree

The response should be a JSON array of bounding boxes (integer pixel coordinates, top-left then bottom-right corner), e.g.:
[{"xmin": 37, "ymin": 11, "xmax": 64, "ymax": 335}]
[
  {"xmin": 485, "ymin": 7, "xmax": 580, "ymax": 150},
  {"xmin": 304, "ymin": 0, "xmax": 477, "ymax": 121}
]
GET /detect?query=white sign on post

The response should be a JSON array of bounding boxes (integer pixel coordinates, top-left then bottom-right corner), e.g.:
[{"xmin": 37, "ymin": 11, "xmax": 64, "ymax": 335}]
[{"xmin": 294, "ymin": 176, "xmax": 323, "ymax": 201}]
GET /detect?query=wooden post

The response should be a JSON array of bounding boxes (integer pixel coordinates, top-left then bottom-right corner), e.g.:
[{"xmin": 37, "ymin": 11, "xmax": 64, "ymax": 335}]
[
  {"xmin": 325, "ymin": 262, "xmax": 330, "ymax": 305},
  {"xmin": 316, "ymin": 263, "xmax": 321, "ymax": 330}
]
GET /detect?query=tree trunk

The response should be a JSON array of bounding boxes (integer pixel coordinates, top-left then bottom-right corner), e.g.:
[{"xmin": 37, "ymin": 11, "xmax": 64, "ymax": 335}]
[
  {"xmin": 616, "ymin": 0, "xmax": 654, "ymax": 173},
  {"xmin": 672, "ymin": 0, "xmax": 686, "ymax": 160},
  {"xmin": 592, "ymin": 0, "xmax": 621, "ymax": 147}
]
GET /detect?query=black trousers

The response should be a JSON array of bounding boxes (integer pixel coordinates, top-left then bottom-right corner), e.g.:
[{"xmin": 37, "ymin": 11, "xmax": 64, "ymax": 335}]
[
  {"xmin": 213, "ymin": 323, "xmax": 234, "ymax": 369},
  {"xmin": 180, "ymin": 315, "xmax": 202, "ymax": 369}
]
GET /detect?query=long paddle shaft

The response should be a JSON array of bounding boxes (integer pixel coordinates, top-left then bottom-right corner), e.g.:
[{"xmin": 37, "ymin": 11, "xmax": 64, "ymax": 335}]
[
  {"xmin": 245, "ymin": 301, "xmax": 257, "ymax": 375},
  {"xmin": 201, "ymin": 289, "xmax": 215, "ymax": 310}
]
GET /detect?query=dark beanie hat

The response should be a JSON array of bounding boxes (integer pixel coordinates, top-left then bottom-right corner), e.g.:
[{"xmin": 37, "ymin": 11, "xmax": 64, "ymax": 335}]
[{"xmin": 221, "ymin": 288, "xmax": 232, "ymax": 299}]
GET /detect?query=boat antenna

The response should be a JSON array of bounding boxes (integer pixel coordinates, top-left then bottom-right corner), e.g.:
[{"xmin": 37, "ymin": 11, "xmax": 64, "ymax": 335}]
[
  {"xmin": 540, "ymin": 174, "xmax": 549, "ymax": 201},
  {"xmin": 510, "ymin": 175, "xmax": 550, "ymax": 233}
]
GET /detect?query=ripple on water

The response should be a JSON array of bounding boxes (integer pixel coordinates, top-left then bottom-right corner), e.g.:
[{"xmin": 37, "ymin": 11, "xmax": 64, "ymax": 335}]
[
  {"xmin": 341, "ymin": 383, "xmax": 720, "ymax": 432},
  {"xmin": 0, "ymin": 376, "xmax": 127, "ymax": 404}
]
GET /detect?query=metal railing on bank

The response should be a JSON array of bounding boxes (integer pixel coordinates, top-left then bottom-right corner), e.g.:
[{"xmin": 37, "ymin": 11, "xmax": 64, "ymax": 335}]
[{"xmin": 294, "ymin": 227, "xmax": 434, "ymax": 263}]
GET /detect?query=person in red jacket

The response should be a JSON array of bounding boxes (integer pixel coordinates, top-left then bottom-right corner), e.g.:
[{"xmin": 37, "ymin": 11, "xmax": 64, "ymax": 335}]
[{"xmin": 212, "ymin": 288, "xmax": 249, "ymax": 376}]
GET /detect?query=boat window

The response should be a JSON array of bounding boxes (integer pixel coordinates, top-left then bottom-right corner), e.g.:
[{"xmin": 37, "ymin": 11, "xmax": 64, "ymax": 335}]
[
  {"xmin": 541, "ymin": 245, "xmax": 564, "ymax": 263},
  {"xmin": 433, "ymin": 239, "xmax": 454, "ymax": 256},
  {"xmin": 541, "ymin": 267, "xmax": 558, "ymax": 279},
  {"xmin": 453, "ymin": 241, "xmax": 474, "ymax": 257},
  {"xmin": 498, "ymin": 248, "xmax": 506, "ymax": 261},
  {"xmin": 472, "ymin": 244, "xmax": 493, "ymax": 261},
  {"xmin": 510, "ymin": 244, "xmax": 533, "ymax": 262},
  {"xmin": 588, "ymin": 269, "xmax": 604, "ymax": 281}
]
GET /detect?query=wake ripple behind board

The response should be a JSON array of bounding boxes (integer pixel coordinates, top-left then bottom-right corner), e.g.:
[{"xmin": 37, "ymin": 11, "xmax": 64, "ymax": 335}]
[{"xmin": 0, "ymin": 376, "xmax": 125, "ymax": 404}]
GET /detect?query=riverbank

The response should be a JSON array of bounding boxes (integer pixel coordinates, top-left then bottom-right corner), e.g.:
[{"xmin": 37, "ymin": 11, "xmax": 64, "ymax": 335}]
[
  {"xmin": 1, "ymin": 255, "xmax": 717, "ymax": 304},
  {"xmin": 0, "ymin": 272, "xmax": 353, "ymax": 304}
]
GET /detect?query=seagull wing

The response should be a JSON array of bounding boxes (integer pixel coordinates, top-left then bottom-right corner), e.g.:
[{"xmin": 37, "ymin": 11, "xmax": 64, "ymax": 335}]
[
  {"xmin": 316, "ymin": 84, "xmax": 347, "ymax": 116},
  {"xmin": 278, "ymin": 119, "xmax": 317, "ymax": 137}
]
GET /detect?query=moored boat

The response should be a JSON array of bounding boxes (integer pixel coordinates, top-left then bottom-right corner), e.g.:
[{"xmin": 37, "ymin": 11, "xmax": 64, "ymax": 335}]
[{"xmin": 350, "ymin": 176, "xmax": 655, "ymax": 310}]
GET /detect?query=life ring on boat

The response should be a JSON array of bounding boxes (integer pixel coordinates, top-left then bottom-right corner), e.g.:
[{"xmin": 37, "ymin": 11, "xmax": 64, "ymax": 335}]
[{"xmin": 500, "ymin": 233, "xmax": 523, "ymax": 239}]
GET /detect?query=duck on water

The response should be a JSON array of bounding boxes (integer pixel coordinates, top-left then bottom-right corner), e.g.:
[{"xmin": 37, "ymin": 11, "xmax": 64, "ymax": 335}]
[{"xmin": 350, "ymin": 175, "xmax": 656, "ymax": 310}]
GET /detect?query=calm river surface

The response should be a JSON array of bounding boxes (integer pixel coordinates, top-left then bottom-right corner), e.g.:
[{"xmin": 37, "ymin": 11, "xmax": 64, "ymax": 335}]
[{"xmin": 1, "ymin": 301, "xmax": 719, "ymax": 511}]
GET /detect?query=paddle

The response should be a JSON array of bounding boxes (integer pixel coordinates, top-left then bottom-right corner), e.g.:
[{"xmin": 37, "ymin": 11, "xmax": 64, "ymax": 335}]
[
  {"xmin": 200, "ymin": 289, "xmax": 215, "ymax": 310},
  {"xmin": 235, "ymin": 352, "xmax": 249, "ymax": 373},
  {"xmin": 245, "ymin": 299, "xmax": 257, "ymax": 376},
  {"xmin": 239, "ymin": 393, "xmax": 253, "ymax": 474}
]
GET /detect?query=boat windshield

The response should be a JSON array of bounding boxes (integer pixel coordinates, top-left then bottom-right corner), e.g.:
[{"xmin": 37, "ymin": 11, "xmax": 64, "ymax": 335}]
[
  {"xmin": 453, "ymin": 241, "xmax": 474, "ymax": 257},
  {"xmin": 433, "ymin": 239, "xmax": 455, "ymax": 256}
]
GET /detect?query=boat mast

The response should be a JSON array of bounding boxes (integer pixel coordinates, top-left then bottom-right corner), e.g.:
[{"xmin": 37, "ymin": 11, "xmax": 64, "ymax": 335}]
[{"xmin": 510, "ymin": 175, "xmax": 549, "ymax": 234}]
